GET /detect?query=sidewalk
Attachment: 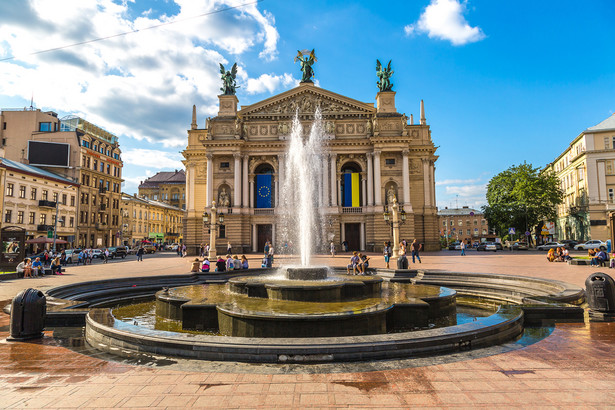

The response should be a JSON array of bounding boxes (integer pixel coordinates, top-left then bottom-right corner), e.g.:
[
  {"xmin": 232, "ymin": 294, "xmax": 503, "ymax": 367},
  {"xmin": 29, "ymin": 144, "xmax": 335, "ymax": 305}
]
[{"xmin": 1, "ymin": 251, "xmax": 615, "ymax": 408}]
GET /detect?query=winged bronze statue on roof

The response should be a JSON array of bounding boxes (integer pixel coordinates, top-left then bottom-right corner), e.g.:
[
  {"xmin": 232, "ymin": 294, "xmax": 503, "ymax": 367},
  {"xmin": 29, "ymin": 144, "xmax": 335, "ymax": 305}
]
[
  {"xmin": 295, "ymin": 49, "xmax": 317, "ymax": 83},
  {"xmin": 219, "ymin": 63, "xmax": 239, "ymax": 95},
  {"xmin": 376, "ymin": 59, "xmax": 394, "ymax": 92}
]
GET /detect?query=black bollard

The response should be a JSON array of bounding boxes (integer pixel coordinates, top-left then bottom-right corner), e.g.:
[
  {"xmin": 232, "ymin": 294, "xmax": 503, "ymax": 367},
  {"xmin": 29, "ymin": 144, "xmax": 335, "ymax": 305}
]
[
  {"xmin": 585, "ymin": 273, "xmax": 615, "ymax": 322},
  {"xmin": 8, "ymin": 288, "xmax": 46, "ymax": 341}
]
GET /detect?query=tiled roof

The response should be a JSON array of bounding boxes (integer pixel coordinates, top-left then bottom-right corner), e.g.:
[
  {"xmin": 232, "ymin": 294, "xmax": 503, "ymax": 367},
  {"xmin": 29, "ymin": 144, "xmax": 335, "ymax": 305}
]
[
  {"xmin": 0, "ymin": 157, "xmax": 78, "ymax": 185},
  {"xmin": 586, "ymin": 113, "xmax": 615, "ymax": 132},
  {"xmin": 138, "ymin": 170, "xmax": 185, "ymax": 188}
]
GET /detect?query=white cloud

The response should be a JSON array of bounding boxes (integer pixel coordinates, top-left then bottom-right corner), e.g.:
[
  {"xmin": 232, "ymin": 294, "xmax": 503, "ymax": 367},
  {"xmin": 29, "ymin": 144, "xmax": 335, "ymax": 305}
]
[
  {"xmin": 405, "ymin": 0, "xmax": 485, "ymax": 46},
  {"xmin": 445, "ymin": 183, "xmax": 486, "ymax": 197},
  {"xmin": 436, "ymin": 177, "xmax": 482, "ymax": 186},
  {"xmin": 246, "ymin": 73, "xmax": 298, "ymax": 94},
  {"xmin": 122, "ymin": 149, "xmax": 184, "ymax": 169},
  {"xmin": 0, "ymin": 0, "xmax": 280, "ymax": 148}
]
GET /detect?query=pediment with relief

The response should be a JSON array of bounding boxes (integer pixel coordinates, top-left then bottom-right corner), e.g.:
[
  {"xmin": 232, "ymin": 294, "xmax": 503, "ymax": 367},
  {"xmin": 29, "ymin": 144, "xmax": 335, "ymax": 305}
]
[{"xmin": 239, "ymin": 85, "xmax": 376, "ymax": 118}]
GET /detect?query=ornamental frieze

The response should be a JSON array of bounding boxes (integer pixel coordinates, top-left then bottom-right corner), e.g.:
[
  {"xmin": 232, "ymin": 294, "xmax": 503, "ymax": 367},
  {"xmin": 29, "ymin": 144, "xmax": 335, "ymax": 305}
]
[{"xmin": 245, "ymin": 93, "xmax": 371, "ymax": 117}]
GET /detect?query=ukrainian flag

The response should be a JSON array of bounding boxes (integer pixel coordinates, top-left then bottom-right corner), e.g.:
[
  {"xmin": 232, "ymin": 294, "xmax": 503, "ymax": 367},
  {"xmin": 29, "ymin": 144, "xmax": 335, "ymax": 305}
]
[{"xmin": 343, "ymin": 173, "xmax": 360, "ymax": 207}]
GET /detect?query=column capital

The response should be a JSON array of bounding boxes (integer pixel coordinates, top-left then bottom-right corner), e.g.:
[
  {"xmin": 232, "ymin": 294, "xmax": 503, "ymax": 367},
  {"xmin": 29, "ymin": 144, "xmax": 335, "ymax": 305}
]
[
  {"xmin": 233, "ymin": 152, "xmax": 242, "ymax": 160},
  {"xmin": 373, "ymin": 150, "xmax": 382, "ymax": 156},
  {"xmin": 366, "ymin": 152, "xmax": 373, "ymax": 159},
  {"xmin": 206, "ymin": 153, "xmax": 213, "ymax": 160},
  {"xmin": 402, "ymin": 149, "xmax": 410, "ymax": 156}
]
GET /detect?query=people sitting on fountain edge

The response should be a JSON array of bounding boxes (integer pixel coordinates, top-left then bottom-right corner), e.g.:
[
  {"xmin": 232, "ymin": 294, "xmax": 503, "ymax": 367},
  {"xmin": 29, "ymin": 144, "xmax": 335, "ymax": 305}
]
[
  {"xmin": 215, "ymin": 256, "xmax": 226, "ymax": 272},
  {"xmin": 233, "ymin": 255, "xmax": 241, "ymax": 270},
  {"xmin": 241, "ymin": 255, "xmax": 249, "ymax": 269},
  {"xmin": 590, "ymin": 248, "xmax": 608, "ymax": 266},
  {"xmin": 202, "ymin": 257, "xmax": 210, "ymax": 273},
  {"xmin": 225, "ymin": 255, "xmax": 234, "ymax": 270},
  {"xmin": 347, "ymin": 251, "xmax": 360, "ymax": 275},
  {"xmin": 357, "ymin": 253, "xmax": 371, "ymax": 275}
]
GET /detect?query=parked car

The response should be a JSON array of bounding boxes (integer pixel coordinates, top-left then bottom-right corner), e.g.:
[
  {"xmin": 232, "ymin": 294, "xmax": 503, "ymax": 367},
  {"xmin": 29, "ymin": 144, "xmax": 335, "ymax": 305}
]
[
  {"xmin": 574, "ymin": 240, "xmax": 608, "ymax": 251},
  {"xmin": 63, "ymin": 248, "xmax": 81, "ymax": 264},
  {"xmin": 143, "ymin": 244, "xmax": 156, "ymax": 254},
  {"xmin": 477, "ymin": 242, "xmax": 497, "ymax": 252},
  {"xmin": 447, "ymin": 241, "xmax": 460, "ymax": 250},
  {"xmin": 494, "ymin": 242, "xmax": 503, "ymax": 250},
  {"xmin": 91, "ymin": 249, "xmax": 103, "ymax": 259},
  {"xmin": 536, "ymin": 242, "xmax": 566, "ymax": 251},
  {"xmin": 560, "ymin": 240, "xmax": 578, "ymax": 250},
  {"xmin": 512, "ymin": 241, "xmax": 529, "ymax": 250},
  {"xmin": 108, "ymin": 246, "xmax": 128, "ymax": 259}
]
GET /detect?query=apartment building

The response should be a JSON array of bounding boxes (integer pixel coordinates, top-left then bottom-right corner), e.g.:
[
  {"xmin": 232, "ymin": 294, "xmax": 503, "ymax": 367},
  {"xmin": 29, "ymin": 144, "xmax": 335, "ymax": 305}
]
[
  {"xmin": 0, "ymin": 109, "xmax": 123, "ymax": 247},
  {"xmin": 121, "ymin": 194, "xmax": 183, "ymax": 246}
]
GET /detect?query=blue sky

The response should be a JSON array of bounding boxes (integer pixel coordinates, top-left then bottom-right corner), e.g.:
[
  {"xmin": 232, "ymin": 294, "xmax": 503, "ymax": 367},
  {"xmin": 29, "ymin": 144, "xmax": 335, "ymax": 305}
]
[{"xmin": 0, "ymin": 0, "xmax": 613, "ymax": 208}]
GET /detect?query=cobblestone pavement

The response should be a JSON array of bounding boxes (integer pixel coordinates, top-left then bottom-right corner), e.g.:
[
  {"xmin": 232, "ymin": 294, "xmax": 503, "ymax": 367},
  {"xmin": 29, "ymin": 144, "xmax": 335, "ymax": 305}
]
[{"xmin": 1, "ymin": 251, "xmax": 615, "ymax": 408}]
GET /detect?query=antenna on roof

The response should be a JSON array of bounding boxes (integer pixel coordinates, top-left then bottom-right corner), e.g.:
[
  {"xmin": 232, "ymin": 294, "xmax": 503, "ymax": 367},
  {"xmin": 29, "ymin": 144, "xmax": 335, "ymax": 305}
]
[{"xmin": 29, "ymin": 92, "xmax": 34, "ymax": 111}]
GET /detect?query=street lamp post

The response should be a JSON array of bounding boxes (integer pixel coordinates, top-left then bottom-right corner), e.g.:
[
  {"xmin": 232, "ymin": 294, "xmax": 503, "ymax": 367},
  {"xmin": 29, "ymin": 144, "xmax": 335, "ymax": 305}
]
[
  {"xmin": 383, "ymin": 199, "xmax": 406, "ymax": 258},
  {"xmin": 203, "ymin": 201, "xmax": 224, "ymax": 259}
]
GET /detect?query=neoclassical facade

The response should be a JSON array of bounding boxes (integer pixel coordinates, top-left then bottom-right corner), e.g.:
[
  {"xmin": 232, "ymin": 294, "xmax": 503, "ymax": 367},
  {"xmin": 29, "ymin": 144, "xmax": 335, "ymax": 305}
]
[{"xmin": 182, "ymin": 82, "xmax": 438, "ymax": 255}]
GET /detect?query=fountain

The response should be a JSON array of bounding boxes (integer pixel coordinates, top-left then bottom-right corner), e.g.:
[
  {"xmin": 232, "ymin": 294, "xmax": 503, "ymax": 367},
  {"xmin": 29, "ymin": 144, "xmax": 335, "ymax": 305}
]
[{"xmin": 40, "ymin": 110, "xmax": 584, "ymax": 363}]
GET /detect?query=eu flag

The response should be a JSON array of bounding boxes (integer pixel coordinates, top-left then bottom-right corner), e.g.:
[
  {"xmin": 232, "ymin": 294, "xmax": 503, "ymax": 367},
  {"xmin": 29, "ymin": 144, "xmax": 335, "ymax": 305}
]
[{"xmin": 256, "ymin": 174, "xmax": 272, "ymax": 208}]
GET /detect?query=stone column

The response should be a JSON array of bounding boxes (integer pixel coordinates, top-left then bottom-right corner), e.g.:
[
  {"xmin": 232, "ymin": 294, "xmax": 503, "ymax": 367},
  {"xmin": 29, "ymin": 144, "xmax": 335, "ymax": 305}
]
[
  {"xmin": 341, "ymin": 223, "xmax": 345, "ymax": 243},
  {"xmin": 278, "ymin": 154, "xmax": 285, "ymax": 194},
  {"xmin": 252, "ymin": 224, "xmax": 257, "ymax": 252},
  {"xmin": 206, "ymin": 154, "xmax": 213, "ymax": 208},
  {"xmin": 233, "ymin": 153, "xmax": 241, "ymax": 208},
  {"xmin": 187, "ymin": 166, "xmax": 195, "ymax": 210},
  {"xmin": 431, "ymin": 161, "xmax": 436, "ymax": 206},
  {"xmin": 249, "ymin": 179, "xmax": 254, "ymax": 209},
  {"xmin": 337, "ymin": 178, "xmax": 342, "ymax": 207},
  {"xmin": 274, "ymin": 179, "xmax": 279, "ymax": 208},
  {"xmin": 423, "ymin": 159, "xmax": 431, "ymax": 207},
  {"xmin": 242, "ymin": 155, "xmax": 249, "ymax": 208},
  {"xmin": 330, "ymin": 154, "xmax": 337, "ymax": 206},
  {"xmin": 374, "ymin": 151, "xmax": 382, "ymax": 206},
  {"xmin": 361, "ymin": 175, "xmax": 367, "ymax": 207},
  {"xmin": 360, "ymin": 222, "xmax": 365, "ymax": 251},
  {"xmin": 322, "ymin": 158, "xmax": 329, "ymax": 208},
  {"xmin": 366, "ymin": 153, "xmax": 373, "ymax": 206},
  {"xmin": 402, "ymin": 150, "xmax": 410, "ymax": 205}
]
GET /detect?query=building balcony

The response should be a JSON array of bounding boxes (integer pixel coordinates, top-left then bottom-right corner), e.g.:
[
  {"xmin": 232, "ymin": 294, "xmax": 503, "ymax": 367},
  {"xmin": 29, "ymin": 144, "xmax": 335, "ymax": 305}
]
[
  {"xmin": 36, "ymin": 224, "xmax": 54, "ymax": 232},
  {"xmin": 95, "ymin": 222, "xmax": 107, "ymax": 230},
  {"xmin": 254, "ymin": 209, "xmax": 274, "ymax": 215},
  {"xmin": 342, "ymin": 207, "xmax": 363, "ymax": 214},
  {"xmin": 99, "ymin": 187, "xmax": 108, "ymax": 194},
  {"xmin": 38, "ymin": 200, "xmax": 57, "ymax": 208},
  {"xmin": 99, "ymin": 203, "xmax": 107, "ymax": 211}
]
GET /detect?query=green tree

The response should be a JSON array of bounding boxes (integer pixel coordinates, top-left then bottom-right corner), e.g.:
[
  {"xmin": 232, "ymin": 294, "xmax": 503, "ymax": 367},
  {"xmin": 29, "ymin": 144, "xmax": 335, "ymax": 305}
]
[{"xmin": 482, "ymin": 162, "xmax": 563, "ymax": 243}]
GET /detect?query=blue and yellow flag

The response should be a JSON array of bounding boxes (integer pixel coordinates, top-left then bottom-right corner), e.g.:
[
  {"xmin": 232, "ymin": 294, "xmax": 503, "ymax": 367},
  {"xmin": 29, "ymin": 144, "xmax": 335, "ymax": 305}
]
[
  {"xmin": 256, "ymin": 174, "xmax": 272, "ymax": 208},
  {"xmin": 343, "ymin": 173, "xmax": 360, "ymax": 207}
]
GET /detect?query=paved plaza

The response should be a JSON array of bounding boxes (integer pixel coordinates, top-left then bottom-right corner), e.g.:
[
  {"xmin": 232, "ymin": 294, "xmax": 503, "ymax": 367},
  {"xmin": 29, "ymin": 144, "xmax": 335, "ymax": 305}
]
[{"xmin": 1, "ymin": 251, "xmax": 615, "ymax": 408}]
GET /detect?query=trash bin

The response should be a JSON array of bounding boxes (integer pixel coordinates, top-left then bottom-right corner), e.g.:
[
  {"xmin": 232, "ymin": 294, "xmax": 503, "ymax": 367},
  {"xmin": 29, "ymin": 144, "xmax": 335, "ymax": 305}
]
[
  {"xmin": 9, "ymin": 288, "xmax": 46, "ymax": 341},
  {"xmin": 585, "ymin": 273, "xmax": 615, "ymax": 321},
  {"xmin": 397, "ymin": 255, "xmax": 408, "ymax": 270}
]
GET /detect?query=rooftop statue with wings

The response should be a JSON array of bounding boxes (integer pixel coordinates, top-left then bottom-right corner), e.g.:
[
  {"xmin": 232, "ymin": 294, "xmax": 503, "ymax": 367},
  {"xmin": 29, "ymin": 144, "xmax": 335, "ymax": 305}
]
[
  {"xmin": 219, "ymin": 63, "xmax": 239, "ymax": 95},
  {"xmin": 376, "ymin": 59, "xmax": 394, "ymax": 92},
  {"xmin": 294, "ymin": 49, "xmax": 317, "ymax": 83}
]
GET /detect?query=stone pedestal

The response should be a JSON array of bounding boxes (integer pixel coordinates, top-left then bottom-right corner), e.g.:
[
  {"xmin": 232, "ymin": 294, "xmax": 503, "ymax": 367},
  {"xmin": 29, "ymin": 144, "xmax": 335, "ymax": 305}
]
[
  {"xmin": 218, "ymin": 95, "xmax": 238, "ymax": 117},
  {"xmin": 376, "ymin": 91, "xmax": 396, "ymax": 113}
]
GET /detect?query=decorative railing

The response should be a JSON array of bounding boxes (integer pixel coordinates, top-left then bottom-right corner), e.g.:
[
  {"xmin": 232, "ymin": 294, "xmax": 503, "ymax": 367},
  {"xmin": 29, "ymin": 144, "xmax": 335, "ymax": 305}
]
[
  {"xmin": 342, "ymin": 207, "xmax": 363, "ymax": 214},
  {"xmin": 254, "ymin": 209, "xmax": 274, "ymax": 215}
]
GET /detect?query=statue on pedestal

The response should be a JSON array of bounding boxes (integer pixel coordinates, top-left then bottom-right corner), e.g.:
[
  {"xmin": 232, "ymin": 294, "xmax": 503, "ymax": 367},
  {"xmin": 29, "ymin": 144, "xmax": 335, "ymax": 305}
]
[
  {"xmin": 295, "ymin": 49, "xmax": 317, "ymax": 83},
  {"xmin": 376, "ymin": 59, "xmax": 394, "ymax": 92},
  {"xmin": 218, "ymin": 188, "xmax": 231, "ymax": 207},
  {"xmin": 387, "ymin": 186, "xmax": 397, "ymax": 205},
  {"xmin": 219, "ymin": 63, "xmax": 239, "ymax": 95}
]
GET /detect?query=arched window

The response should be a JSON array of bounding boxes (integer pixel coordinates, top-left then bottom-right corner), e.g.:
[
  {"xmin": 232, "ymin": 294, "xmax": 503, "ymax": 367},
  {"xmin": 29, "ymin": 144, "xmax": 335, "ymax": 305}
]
[
  {"xmin": 340, "ymin": 162, "xmax": 362, "ymax": 207},
  {"xmin": 254, "ymin": 164, "xmax": 274, "ymax": 208}
]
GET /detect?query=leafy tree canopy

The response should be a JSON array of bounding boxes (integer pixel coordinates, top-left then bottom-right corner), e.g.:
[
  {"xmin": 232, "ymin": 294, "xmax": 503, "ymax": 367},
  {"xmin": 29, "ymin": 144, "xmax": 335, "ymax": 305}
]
[{"xmin": 482, "ymin": 162, "xmax": 563, "ymax": 239}]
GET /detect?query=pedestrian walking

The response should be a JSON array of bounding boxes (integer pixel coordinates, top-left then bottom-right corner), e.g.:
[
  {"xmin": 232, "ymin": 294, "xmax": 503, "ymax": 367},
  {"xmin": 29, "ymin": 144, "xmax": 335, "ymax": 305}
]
[
  {"xmin": 227, "ymin": 242, "xmax": 232, "ymax": 255},
  {"xmin": 411, "ymin": 239, "xmax": 422, "ymax": 263},
  {"xmin": 330, "ymin": 241, "xmax": 336, "ymax": 257},
  {"xmin": 383, "ymin": 241, "xmax": 392, "ymax": 268},
  {"xmin": 103, "ymin": 248, "xmax": 109, "ymax": 263},
  {"xmin": 460, "ymin": 240, "xmax": 466, "ymax": 256},
  {"xmin": 136, "ymin": 246, "xmax": 144, "ymax": 261}
]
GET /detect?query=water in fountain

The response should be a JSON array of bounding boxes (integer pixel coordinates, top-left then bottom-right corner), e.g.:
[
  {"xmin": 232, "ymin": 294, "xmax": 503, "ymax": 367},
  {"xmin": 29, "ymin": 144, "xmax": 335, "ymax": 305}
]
[{"xmin": 279, "ymin": 108, "xmax": 329, "ymax": 266}]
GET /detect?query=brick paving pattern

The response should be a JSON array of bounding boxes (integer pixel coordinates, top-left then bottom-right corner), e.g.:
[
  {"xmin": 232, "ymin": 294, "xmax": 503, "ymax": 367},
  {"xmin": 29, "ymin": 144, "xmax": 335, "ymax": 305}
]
[{"xmin": 1, "ymin": 251, "xmax": 615, "ymax": 408}]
